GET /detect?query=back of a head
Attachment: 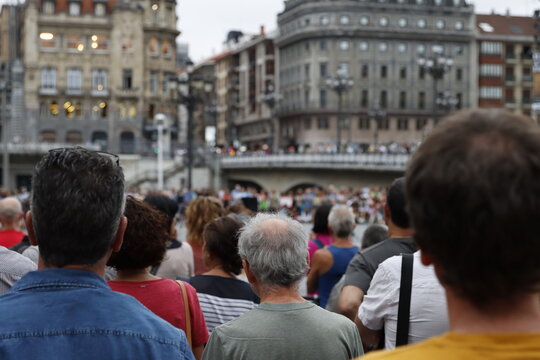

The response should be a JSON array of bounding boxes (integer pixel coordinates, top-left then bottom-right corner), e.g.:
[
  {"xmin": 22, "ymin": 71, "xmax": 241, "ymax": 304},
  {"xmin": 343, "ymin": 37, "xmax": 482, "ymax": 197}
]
[
  {"xmin": 203, "ymin": 216, "xmax": 243, "ymax": 275},
  {"xmin": 144, "ymin": 195, "xmax": 179, "ymax": 231},
  {"xmin": 328, "ymin": 205, "xmax": 355, "ymax": 238},
  {"xmin": 0, "ymin": 197, "xmax": 23, "ymax": 223},
  {"xmin": 238, "ymin": 213, "xmax": 308, "ymax": 288},
  {"xmin": 31, "ymin": 148, "xmax": 125, "ymax": 267},
  {"xmin": 312, "ymin": 203, "xmax": 332, "ymax": 235},
  {"xmin": 406, "ymin": 109, "xmax": 540, "ymax": 307},
  {"xmin": 361, "ymin": 224, "xmax": 388, "ymax": 249},
  {"xmin": 108, "ymin": 197, "xmax": 168, "ymax": 271},
  {"xmin": 386, "ymin": 177, "xmax": 410, "ymax": 229},
  {"xmin": 185, "ymin": 196, "xmax": 225, "ymax": 246}
]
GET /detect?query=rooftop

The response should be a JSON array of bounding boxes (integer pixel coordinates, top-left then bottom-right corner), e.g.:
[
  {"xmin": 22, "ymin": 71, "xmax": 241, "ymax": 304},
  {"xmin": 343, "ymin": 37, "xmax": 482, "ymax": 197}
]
[{"xmin": 476, "ymin": 14, "xmax": 534, "ymax": 36}]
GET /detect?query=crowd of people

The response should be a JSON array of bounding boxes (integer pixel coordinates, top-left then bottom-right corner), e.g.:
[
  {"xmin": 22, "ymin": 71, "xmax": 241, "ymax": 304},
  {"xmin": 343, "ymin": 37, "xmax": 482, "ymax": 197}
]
[{"xmin": 0, "ymin": 108, "xmax": 538, "ymax": 359}]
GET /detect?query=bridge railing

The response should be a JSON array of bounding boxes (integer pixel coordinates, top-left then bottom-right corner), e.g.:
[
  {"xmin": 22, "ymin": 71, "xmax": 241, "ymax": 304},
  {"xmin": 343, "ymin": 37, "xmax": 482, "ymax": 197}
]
[
  {"xmin": 1, "ymin": 142, "xmax": 100, "ymax": 155},
  {"xmin": 220, "ymin": 153, "xmax": 411, "ymax": 170}
]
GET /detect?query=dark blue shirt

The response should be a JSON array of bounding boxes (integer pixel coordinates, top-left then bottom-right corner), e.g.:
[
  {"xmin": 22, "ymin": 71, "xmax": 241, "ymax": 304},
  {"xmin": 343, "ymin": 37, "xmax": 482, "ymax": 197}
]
[{"xmin": 0, "ymin": 268, "xmax": 194, "ymax": 360}]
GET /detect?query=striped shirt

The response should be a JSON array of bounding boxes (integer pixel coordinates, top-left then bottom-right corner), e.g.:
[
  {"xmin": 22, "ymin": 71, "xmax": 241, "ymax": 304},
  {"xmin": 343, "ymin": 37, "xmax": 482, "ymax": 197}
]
[
  {"xmin": 189, "ymin": 275, "xmax": 259, "ymax": 332},
  {"xmin": 0, "ymin": 246, "xmax": 37, "ymax": 295}
]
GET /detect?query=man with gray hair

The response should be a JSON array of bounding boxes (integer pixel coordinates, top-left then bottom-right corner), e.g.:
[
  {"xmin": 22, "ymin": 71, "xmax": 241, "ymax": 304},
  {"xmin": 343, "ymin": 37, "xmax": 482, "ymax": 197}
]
[
  {"xmin": 307, "ymin": 205, "xmax": 359, "ymax": 308},
  {"xmin": 202, "ymin": 213, "xmax": 362, "ymax": 360},
  {"xmin": 0, "ymin": 197, "xmax": 25, "ymax": 248}
]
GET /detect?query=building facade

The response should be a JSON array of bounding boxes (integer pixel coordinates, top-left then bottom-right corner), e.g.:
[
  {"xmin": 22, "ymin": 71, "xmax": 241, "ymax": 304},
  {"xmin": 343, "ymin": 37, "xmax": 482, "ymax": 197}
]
[
  {"xmin": 476, "ymin": 14, "xmax": 534, "ymax": 116},
  {"xmin": 22, "ymin": 0, "xmax": 179, "ymax": 155},
  {"xmin": 275, "ymin": 0, "xmax": 476, "ymax": 151}
]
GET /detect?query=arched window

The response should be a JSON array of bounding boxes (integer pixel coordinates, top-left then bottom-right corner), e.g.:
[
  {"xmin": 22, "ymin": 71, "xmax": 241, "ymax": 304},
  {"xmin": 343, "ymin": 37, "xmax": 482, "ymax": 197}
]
[
  {"xmin": 162, "ymin": 40, "xmax": 171, "ymax": 57},
  {"xmin": 91, "ymin": 131, "xmax": 108, "ymax": 151},
  {"xmin": 39, "ymin": 130, "xmax": 56, "ymax": 143},
  {"xmin": 149, "ymin": 38, "xmax": 159, "ymax": 56},
  {"xmin": 120, "ymin": 131, "xmax": 135, "ymax": 154},
  {"xmin": 66, "ymin": 130, "xmax": 83, "ymax": 144}
]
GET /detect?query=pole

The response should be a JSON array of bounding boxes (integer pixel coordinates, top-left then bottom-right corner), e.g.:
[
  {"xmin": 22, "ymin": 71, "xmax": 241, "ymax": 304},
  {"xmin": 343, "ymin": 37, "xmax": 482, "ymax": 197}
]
[
  {"xmin": 337, "ymin": 91, "xmax": 342, "ymax": 154},
  {"xmin": 187, "ymin": 86, "xmax": 194, "ymax": 191},
  {"xmin": 432, "ymin": 76, "xmax": 438, "ymax": 126},
  {"xmin": 1, "ymin": 65, "xmax": 9, "ymax": 190},
  {"xmin": 157, "ymin": 122, "xmax": 164, "ymax": 190}
]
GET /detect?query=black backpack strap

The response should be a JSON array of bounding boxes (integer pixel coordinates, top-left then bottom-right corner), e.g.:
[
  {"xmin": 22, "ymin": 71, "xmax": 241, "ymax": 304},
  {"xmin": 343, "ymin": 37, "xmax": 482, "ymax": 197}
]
[
  {"xmin": 313, "ymin": 237, "xmax": 325, "ymax": 249},
  {"xmin": 396, "ymin": 253, "xmax": 414, "ymax": 347}
]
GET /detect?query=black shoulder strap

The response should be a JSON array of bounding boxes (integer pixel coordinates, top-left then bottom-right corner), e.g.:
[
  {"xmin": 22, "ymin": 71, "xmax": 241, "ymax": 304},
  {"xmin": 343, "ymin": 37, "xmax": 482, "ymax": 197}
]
[
  {"xmin": 313, "ymin": 237, "xmax": 325, "ymax": 249},
  {"xmin": 396, "ymin": 253, "xmax": 414, "ymax": 347}
]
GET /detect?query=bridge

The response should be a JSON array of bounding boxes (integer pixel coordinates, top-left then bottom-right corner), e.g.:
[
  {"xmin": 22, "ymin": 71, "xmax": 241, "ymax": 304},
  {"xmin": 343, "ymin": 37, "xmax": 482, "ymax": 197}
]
[{"xmin": 218, "ymin": 153, "xmax": 410, "ymax": 192}]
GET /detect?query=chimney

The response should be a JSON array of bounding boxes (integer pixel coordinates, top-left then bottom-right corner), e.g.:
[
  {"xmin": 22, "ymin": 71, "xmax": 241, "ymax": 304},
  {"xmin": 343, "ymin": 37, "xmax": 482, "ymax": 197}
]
[
  {"xmin": 260, "ymin": 25, "xmax": 265, "ymax": 36},
  {"xmin": 506, "ymin": 8, "xmax": 510, "ymax": 16}
]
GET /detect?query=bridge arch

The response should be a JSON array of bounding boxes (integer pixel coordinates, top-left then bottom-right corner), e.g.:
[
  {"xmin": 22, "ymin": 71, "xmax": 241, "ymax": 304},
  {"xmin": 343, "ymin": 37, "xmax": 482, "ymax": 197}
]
[
  {"xmin": 227, "ymin": 179, "xmax": 265, "ymax": 192},
  {"xmin": 285, "ymin": 182, "xmax": 323, "ymax": 194}
]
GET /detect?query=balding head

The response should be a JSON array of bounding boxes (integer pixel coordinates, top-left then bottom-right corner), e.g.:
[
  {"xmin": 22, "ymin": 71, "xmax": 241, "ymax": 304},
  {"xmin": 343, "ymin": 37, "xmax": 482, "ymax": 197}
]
[
  {"xmin": 0, "ymin": 197, "xmax": 23, "ymax": 224},
  {"xmin": 238, "ymin": 214, "xmax": 309, "ymax": 288}
]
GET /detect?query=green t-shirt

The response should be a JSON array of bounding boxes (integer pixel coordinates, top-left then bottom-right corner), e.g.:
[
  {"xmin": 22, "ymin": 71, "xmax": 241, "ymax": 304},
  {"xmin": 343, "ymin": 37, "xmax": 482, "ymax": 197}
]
[{"xmin": 202, "ymin": 301, "xmax": 363, "ymax": 360}]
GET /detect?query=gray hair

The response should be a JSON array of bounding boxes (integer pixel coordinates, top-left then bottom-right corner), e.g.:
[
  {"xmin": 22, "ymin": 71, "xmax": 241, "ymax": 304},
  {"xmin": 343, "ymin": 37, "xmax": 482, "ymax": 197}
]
[
  {"xmin": 328, "ymin": 205, "xmax": 355, "ymax": 238},
  {"xmin": 361, "ymin": 224, "xmax": 388, "ymax": 249},
  {"xmin": 0, "ymin": 197, "xmax": 23, "ymax": 222},
  {"xmin": 238, "ymin": 213, "xmax": 309, "ymax": 288}
]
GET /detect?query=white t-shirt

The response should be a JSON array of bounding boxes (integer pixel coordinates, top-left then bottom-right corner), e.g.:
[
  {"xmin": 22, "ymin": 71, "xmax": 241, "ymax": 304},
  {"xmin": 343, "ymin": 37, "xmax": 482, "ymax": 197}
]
[{"xmin": 358, "ymin": 251, "xmax": 449, "ymax": 349}]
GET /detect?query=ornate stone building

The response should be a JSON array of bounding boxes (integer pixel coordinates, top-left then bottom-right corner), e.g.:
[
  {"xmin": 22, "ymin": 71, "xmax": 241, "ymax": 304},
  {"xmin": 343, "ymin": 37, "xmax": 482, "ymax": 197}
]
[
  {"xmin": 22, "ymin": 0, "xmax": 179, "ymax": 154},
  {"xmin": 275, "ymin": 0, "xmax": 476, "ymax": 151}
]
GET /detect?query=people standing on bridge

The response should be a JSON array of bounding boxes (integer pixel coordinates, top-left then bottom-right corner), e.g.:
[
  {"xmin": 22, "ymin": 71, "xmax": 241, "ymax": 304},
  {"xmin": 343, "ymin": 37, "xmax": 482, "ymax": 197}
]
[
  {"xmin": 360, "ymin": 109, "xmax": 540, "ymax": 359},
  {"xmin": 338, "ymin": 178, "xmax": 416, "ymax": 321},
  {"xmin": 307, "ymin": 205, "xmax": 359, "ymax": 309}
]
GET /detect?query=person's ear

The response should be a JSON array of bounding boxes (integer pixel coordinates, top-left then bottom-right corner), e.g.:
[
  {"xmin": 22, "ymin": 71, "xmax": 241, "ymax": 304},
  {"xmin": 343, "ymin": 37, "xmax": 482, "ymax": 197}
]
[
  {"xmin": 243, "ymin": 260, "xmax": 256, "ymax": 284},
  {"xmin": 111, "ymin": 216, "xmax": 127, "ymax": 252},
  {"xmin": 25, "ymin": 211, "xmax": 38, "ymax": 246},
  {"xmin": 420, "ymin": 250, "xmax": 433, "ymax": 266}
]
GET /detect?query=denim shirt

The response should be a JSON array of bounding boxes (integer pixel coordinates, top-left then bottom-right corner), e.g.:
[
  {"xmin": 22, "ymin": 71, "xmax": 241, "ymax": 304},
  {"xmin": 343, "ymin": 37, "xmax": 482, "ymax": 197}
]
[{"xmin": 0, "ymin": 269, "xmax": 194, "ymax": 360}]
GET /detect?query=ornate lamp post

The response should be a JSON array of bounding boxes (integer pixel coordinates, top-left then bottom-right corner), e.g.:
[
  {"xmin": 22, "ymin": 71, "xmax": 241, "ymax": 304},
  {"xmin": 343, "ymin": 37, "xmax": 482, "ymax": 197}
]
[
  {"xmin": 261, "ymin": 82, "xmax": 281, "ymax": 153},
  {"xmin": 326, "ymin": 69, "xmax": 354, "ymax": 153},
  {"xmin": 368, "ymin": 108, "xmax": 387, "ymax": 147},
  {"xmin": 418, "ymin": 46, "xmax": 453, "ymax": 126},
  {"xmin": 436, "ymin": 90, "xmax": 459, "ymax": 113}
]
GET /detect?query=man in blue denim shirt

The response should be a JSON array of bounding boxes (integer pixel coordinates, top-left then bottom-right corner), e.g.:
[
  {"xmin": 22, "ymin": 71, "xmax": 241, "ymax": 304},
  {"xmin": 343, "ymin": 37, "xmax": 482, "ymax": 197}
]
[{"xmin": 0, "ymin": 148, "xmax": 194, "ymax": 359}]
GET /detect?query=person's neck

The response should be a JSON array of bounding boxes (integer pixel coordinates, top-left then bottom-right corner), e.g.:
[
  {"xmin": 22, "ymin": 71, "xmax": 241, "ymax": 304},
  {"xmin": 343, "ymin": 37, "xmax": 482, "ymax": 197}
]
[
  {"xmin": 1, "ymin": 223, "xmax": 19, "ymax": 231},
  {"xmin": 257, "ymin": 284, "xmax": 306, "ymax": 304},
  {"xmin": 203, "ymin": 266, "xmax": 236, "ymax": 279},
  {"xmin": 113, "ymin": 268, "xmax": 160, "ymax": 282},
  {"xmin": 38, "ymin": 257, "xmax": 106, "ymax": 278},
  {"xmin": 331, "ymin": 236, "xmax": 354, "ymax": 247},
  {"xmin": 446, "ymin": 289, "xmax": 540, "ymax": 333},
  {"xmin": 387, "ymin": 224, "xmax": 413, "ymax": 238}
]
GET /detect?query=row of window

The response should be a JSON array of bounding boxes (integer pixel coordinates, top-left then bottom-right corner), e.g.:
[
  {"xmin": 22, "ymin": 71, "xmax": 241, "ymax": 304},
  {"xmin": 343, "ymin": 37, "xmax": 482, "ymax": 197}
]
[
  {"xmin": 480, "ymin": 42, "xmax": 533, "ymax": 58},
  {"xmin": 315, "ymin": 14, "xmax": 464, "ymax": 31},
  {"xmin": 296, "ymin": 117, "xmax": 431, "ymax": 132},
  {"xmin": 42, "ymin": 0, "xmax": 107, "ymax": 17},
  {"xmin": 479, "ymin": 87, "xmax": 532, "ymax": 102},
  {"xmin": 39, "ymin": 32, "xmax": 173, "ymax": 57},
  {"xmin": 39, "ymin": 99, "xmax": 141, "ymax": 120},
  {"xmin": 38, "ymin": 130, "xmax": 136, "ymax": 154}
]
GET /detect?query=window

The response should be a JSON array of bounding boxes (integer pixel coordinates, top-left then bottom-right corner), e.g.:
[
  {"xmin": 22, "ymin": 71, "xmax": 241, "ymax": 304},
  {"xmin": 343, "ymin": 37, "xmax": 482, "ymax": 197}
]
[
  {"xmin": 435, "ymin": 20, "xmax": 445, "ymax": 29},
  {"xmin": 49, "ymin": 101, "xmax": 59, "ymax": 116},
  {"xmin": 359, "ymin": 41, "xmax": 369, "ymax": 51},
  {"xmin": 523, "ymin": 89, "xmax": 531, "ymax": 104},
  {"xmin": 39, "ymin": 32, "xmax": 57, "ymax": 49},
  {"xmin": 361, "ymin": 64, "xmax": 369, "ymax": 78},
  {"xmin": 361, "ymin": 89, "xmax": 368, "ymax": 107},
  {"xmin": 66, "ymin": 130, "xmax": 83, "ymax": 144},
  {"xmin": 123, "ymin": 69, "xmax": 133, "ymax": 90},
  {"xmin": 304, "ymin": 89, "xmax": 310, "ymax": 106},
  {"xmin": 90, "ymin": 34, "xmax": 108, "ymax": 51},
  {"xmin": 64, "ymin": 101, "xmax": 81, "ymax": 118},
  {"xmin": 454, "ymin": 45, "xmax": 464, "ymax": 55},
  {"xmin": 95, "ymin": 3, "xmax": 106, "ymax": 16},
  {"xmin": 338, "ymin": 62, "xmax": 349, "ymax": 76},
  {"xmin": 150, "ymin": 71, "xmax": 158, "ymax": 93},
  {"xmin": 416, "ymin": 0, "xmax": 425, "ymax": 4},
  {"xmin": 434, "ymin": 0, "xmax": 443, "ymax": 5},
  {"xmin": 419, "ymin": 67, "xmax": 425, "ymax": 80},
  {"xmin": 379, "ymin": 17, "xmax": 389, "ymax": 27},
  {"xmin": 339, "ymin": 41, "xmax": 350, "ymax": 51},
  {"xmin": 455, "ymin": 21, "xmax": 464, "ymax": 30},
  {"xmin": 456, "ymin": 93, "xmax": 462, "ymax": 109},
  {"xmin": 456, "ymin": 67, "xmax": 463, "ymax": 81},
  {"xmin": 360, "ymin": 16, "xmax": 369, "ymax": 25},
  {"xmin": 380, "ymin": 65, "xmax": 387, "ymax": 79},
  {"xmin": 378, "ymin": 117, "xmax": 390, "ymax": 130},
  {"xmin": 43, "ymin": 0, "xmax": 55, "ymax": 14},
  {"xmin": 417, "ymin": 19, "xmax": 427, "ymax": 28},
  {"xmin": 93, "ymin": 101, "xmax": 108, "ymax": 118},
  {"xmin": 417, "ymin": 44, "xmax": 426, "ymax": 54},
  {"xmin": 379, "ymin": 42, "xmax": 388, "ymax": 52},
  {"xmin": 66, "ymin": 35, "xmax": 85, "ymax": 52},
  {"xmin": 400, "ymin": 66, "xmax": 407, "ymax": 79},
  {"xmin": 505, "ymin": 44, "xmax": 515, "ymax": 58},
  {"xmin": 480, "ymin": 42, "xmax": 502, "ymax": 55},
  {"xmin": 320, "ymin": 40, "xmax": 327, "ymax": 50},
  {"xmin": 92, "ymin": 69, "xmax": 108, "ymax": 91},
  {"xmin": 418, "ymin": 91, "xmax": 425, "ymax": 109},
  {"xmin": 320, "ymin": 15, "xmax": 330, "ymax": 25},
  {"xmin": 506, "ymin": 66, "xmax": 515, "ymax": 81},
  {"xmin": 162, "ymin": 40, "xmax": 171, "ymax": 57},
  {"xmin": 398, "ymin": 18, "xmax": 407, "ymax": 27},
  {"xmin": 380, "ymin": 90, "xmax": 387, "ymax": 108},
  {"xmin": 358, "ymin": 117, "xmax": 370, "ymax": 129},
  {"xmin": 320, "ymin": 62, "xmax": 328, "ymax": 77},
  {"xmin": 480, "ymin": 64, "xmax": 502, "ymax": 77},
  {"xmin": 399, "ymin": 91, "xmax": 407, "ymax": 109},
  {"xmin": 68, "ymin": 1, "xmax": 81, "ymax": 16},
  {"xmin": 479, "ymin": 87, "xmax": 502, "ymax": 99},
  {"xmin": 162, "ymin": 72, "xmax": 174, "ymax": 93},
  {"xmin": 317, "ymin": 117, "xmax": 329, "ymax": 129},
  {"xmin": 304, "ymin": 118, "xmax": 312, "ymax": 130},
  {"xmin": 149, "ymin": 38, "xmax": 160, "ymax": 56},
  {"xmin": 67, "ymin": 68, "xmax": 82, "ymax": 91},
  {"xmin": 320, "ymin": 89, "xmax": 327, "ymax": 108},
  {"xmin": 397, "ymin": 118, "xmax": 409, "ymax": 130},
  {"xmin": 416, "ymin": 118, "xmax": 428, "ymax": 130},
  {"xmin": 40, "ymin": 67, "xmax": 56, "ymax": 90},
  {"xmin": 397, "ymin": 43, "xmax": 407, "ymax": 53},
  {"xmin": 339, "ymin": 15, "xmax": 350, "ymax": 25},
  {"xmin": 305, "ymin": 64, "xmax": 311, "ymax": 80}
]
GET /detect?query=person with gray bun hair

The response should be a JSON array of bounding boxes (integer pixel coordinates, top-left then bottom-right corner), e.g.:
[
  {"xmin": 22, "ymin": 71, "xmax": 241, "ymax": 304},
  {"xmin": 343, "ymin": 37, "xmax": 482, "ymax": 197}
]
[{"xmin": 202, "ymin": 213, "xmax": 363, "ymax": 360}]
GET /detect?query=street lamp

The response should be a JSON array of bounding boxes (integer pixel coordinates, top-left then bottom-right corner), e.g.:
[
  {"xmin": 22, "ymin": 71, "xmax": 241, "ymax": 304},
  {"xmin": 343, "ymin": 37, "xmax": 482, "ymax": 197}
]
[
  {"xmin": 436, "ymin": 90, "xmax": 459, "ymax": 113},
  {"xmin": 368, "ymin": 108, "xmax": 387, "ymax": 147},
  {"xmin": 154, "ymin": 113, "xmax": 167, "ymax": 190},
  {"xmin": 261, "ymin": 82, "xmax": 282, "ymax": 153},
  {"xmin": 326, "ymin": 69, "xmax": 354, "ymax": 153},
  {"xmin": 0, "ymin": 77, "xmax": 9, "ymax": 189},
  {"xmin": 418, "ymin": 46, "xmax": 453, "ymax": 126}
]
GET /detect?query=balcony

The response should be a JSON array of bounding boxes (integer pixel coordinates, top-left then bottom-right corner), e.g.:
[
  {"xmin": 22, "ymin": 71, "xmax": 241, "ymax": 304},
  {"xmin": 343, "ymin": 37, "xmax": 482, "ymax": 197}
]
[
  {"xmin": 522, "ymin": 74, "xmax": 532, "ymax": 83},
  {"xmin": 91, "ymin": 89, "xmax": 109, "ymax": 97},
  {"xmin": 115, "ymin": 87, "xmax": 140, "ymax": 99},
  {"xmin": 39, "ymin": 87, "xmax": 57, "ymax": 96},
  {"xmin": 66, "ymin": 88, "xmax": 84, "ymax": 96}
]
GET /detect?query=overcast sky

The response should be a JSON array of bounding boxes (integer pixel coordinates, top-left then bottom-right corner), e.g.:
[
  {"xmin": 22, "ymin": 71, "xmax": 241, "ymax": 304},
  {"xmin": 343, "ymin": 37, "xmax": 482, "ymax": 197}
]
[{"xmin": 178, "ymin": 0, "xmax": 539, "ymax": 61}]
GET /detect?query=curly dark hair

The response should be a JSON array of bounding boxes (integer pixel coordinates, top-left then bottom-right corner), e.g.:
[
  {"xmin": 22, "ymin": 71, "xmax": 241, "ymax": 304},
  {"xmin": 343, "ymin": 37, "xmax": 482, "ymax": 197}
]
[
  {"xmin": 203, "ymin": 216, "xmax": 243, "ymax": 275},
  {"xmin": 107, "ymin": 196, "xmax": 168, "ymax": 270}
]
